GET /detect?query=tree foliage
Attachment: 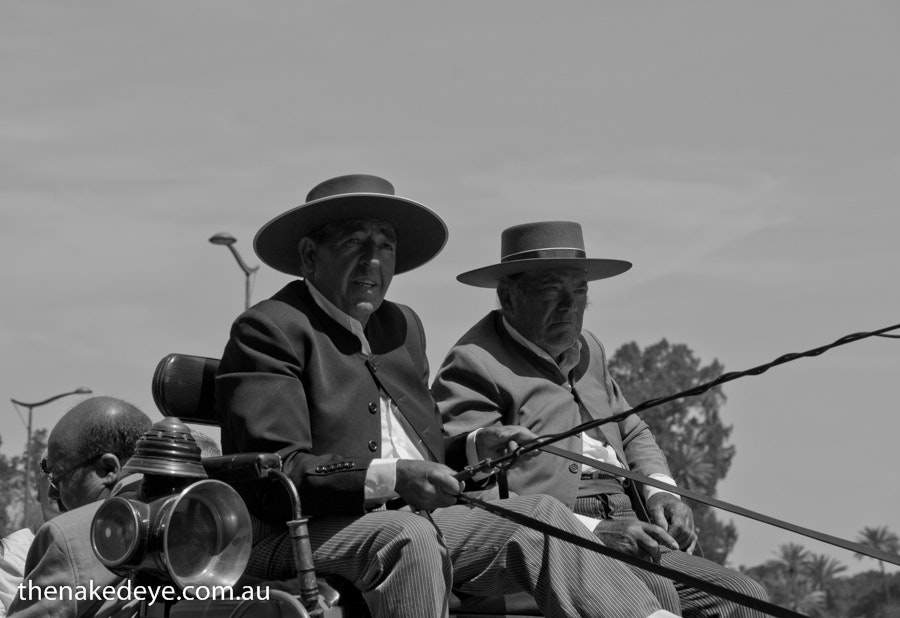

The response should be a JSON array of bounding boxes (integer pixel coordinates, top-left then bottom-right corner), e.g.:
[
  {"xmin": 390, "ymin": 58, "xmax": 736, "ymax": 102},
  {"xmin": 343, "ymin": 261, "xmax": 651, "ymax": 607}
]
[
  {"xmin": 609, "ymin": 339, "xmax": 737, "ymax": 563},
  {"xmin": 0, "ymin": 428, "xmax": 48, "ymax": 535},
  {"xmin": 742, "ymin": 539, "xmax": 900, "ymax": 617},
  {"xmin": 856, "ymin": 525, "xmax": 900, "ymax": 608}
]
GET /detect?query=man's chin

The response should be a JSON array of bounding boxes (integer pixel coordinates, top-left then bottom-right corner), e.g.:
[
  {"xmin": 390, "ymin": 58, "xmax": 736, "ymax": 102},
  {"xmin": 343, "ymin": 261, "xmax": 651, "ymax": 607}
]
[
  {"xmin": 351, "ymin": 299, "xmax": 383, "ymax": 321},
  {"xmin": 544, "ymin": 333, "xmax": 580, "ymax": 354}
]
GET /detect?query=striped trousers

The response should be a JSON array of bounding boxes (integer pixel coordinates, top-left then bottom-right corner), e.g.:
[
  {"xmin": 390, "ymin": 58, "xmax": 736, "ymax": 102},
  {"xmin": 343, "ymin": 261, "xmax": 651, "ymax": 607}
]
[
  {"xmin": 249, "ymin": 494, "xmax": 666, "ymax": 618},
  {"xmin": 575, "ymin": 494, "xmax": 769, "ymax": 618}
]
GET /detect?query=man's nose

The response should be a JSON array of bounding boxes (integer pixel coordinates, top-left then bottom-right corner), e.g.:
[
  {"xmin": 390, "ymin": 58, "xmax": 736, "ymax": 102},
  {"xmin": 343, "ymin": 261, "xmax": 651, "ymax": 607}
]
[
  {"xmin": 557, "ymin": 290, "xmax": 575, "ymax": 310},
  {"xmin": 359, "ymin": 239, "xmax": 381, "ymax": 265}
]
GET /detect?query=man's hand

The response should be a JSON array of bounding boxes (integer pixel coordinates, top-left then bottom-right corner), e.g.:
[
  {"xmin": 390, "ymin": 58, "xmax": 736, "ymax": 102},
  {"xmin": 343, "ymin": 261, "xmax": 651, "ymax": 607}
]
[
  {"xmin": 475, "ymin": 425, "xmax": 541, "ymax": 464},
  {"xmin": 645, "ymin": 492, "xmax": 696, "ymax": 552},
  {"xmin": 593, "ymin": 519, "xmax": 679, "ymax": 564},
  {"xmin": 395, "ymin": 460, "xmax": 463, "ymax": 511}
]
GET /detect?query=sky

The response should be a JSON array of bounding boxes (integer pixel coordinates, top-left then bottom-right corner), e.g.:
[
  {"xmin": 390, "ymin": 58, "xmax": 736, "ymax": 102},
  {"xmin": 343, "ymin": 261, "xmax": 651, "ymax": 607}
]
[{"xmin": 2, "ymin": 2, "xmax": 899, "ymax": 575}]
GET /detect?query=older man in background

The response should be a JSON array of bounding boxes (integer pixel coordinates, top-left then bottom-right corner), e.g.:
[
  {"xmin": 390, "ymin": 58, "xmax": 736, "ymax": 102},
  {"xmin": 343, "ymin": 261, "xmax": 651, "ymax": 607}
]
[
  {"xmin": 9, "ymin": 396, "xmax": 152, "ymax": 618},
  {"xmin": 433, "ymin": 221, "xmax": 769, "ymax": 618}
]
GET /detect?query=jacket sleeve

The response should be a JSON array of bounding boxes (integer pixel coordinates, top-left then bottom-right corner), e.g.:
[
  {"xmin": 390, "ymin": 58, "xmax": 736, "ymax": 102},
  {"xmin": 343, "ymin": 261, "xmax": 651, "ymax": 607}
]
[
  {"xmin": 590, "ymin": 332, "xmax": 671, "ymax": 479},
  {"xmin": 396, "ymin": 305, "xmax": 469, "ymax": 469},
  {"xmin": 612, "ymin": 378, "xmax": 672, "ymax": 478},
  {"xmin": 9, "ymin": 516, "xmax": 135, "ymax": 618},
  {"xmin": 433, "ymin": 343, "xmax": 507, "ymax": 437},
  {"xmin": 216, "ymin": 308, "xmax": 370, "ymax": 517}
]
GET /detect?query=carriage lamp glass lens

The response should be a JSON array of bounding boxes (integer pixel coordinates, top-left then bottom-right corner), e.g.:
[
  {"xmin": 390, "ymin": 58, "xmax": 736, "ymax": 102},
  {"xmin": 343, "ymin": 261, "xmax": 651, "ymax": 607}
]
[
  {"xmin": 166, "ymin": 496, "xmax": 220, "ymax": 581},
  {"xmin": 163, "ymin": 479, "xmax": 252, "ymax": 589},
  {"xmin": 92, "ymin": 498, "xmax": 142, "ymax": 567}
]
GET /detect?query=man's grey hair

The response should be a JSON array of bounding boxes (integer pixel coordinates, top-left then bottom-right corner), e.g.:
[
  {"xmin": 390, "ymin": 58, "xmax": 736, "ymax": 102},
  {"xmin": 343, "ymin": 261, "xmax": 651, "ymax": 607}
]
[
  {"xmin": 190, "ymin": 429, "xmax": 222, "ymax": 458},
  {"xmin": 496, "ymin": 273, "xmax": 524, "ymax": 314}
]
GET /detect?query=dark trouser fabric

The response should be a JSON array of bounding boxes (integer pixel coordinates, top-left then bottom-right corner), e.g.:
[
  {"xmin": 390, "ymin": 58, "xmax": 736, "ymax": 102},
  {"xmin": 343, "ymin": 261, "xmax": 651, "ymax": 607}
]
[
  {"xmin": 249, "ymin": 494, "xmax": 666, "ymax": 618},
  {"xmin": 575, "ymin": 493, "xmax": 769, "ymax": 618}
]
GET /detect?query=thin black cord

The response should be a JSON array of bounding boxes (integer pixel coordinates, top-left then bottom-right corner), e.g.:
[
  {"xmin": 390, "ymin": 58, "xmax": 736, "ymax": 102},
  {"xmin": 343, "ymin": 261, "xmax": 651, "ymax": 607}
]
[
  {"xmin": 456, "ymin": 322, "xmax": 900, "ymax": 480},
  {"xmin": 457, "ymin": 493, "xmax": 809, "ymax": 618}
]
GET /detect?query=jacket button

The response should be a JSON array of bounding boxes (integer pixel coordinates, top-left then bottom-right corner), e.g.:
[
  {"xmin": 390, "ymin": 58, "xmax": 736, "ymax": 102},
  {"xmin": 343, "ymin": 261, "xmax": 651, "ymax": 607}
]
[
  {"xmin": 315, "ymin": 466, "xmax": 324, "ymax": 473},
  {"xmin": 368, "ymin": 440, "xmax": 378, "ymax": 452},
  {"xmin": 568, "ymin": 463, "xmax": 579, "ymax": 473},
  {"xmin": 368, "ymin": 402, "xmax": 378, "ymax": 414}
]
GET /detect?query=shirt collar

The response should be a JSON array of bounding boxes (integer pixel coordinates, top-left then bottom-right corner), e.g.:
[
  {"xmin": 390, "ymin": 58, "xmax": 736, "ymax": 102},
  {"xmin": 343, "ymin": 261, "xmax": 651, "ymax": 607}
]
[
  {"xmin": 306, "ymin": 280, "xmax": 371, "ymax": 355},
  {"xmin": 500, "ymin": 315, "xmax": 582, "ymax": 377}
]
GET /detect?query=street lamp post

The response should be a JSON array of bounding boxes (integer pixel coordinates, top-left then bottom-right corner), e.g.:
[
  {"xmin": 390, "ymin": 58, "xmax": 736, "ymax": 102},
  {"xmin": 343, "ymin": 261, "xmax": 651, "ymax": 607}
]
[
  {"xmin": 209, "ymin": 232, "xmax": 259, "ymax": 310},
  {"xmin": 11, "ymin": 387, "xmax": 92, "ymax": 524}
]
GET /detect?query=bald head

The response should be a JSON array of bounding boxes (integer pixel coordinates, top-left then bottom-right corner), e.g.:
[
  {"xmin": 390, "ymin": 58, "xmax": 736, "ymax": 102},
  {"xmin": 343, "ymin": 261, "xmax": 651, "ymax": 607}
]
[
  {"xmin": 50, "ymin": 396, "xmax": 151, "ymax": 463},
  {"xmin": 47, "ymin": 396, "xmax": 152, "ymax": 510}
]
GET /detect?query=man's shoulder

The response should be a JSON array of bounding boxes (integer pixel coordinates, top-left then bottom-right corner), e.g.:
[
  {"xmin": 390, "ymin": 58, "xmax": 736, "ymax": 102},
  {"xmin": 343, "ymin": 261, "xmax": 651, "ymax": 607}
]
[
  {"xmin": 578, "ymin": 329, "xmax": 607, "ymax": 353},
  {"xmin": 35, "ymin": 501, "xmax": 104, "ymax": 543},
  {"xmin": 230, "ymin": 281, "xmax": 320, "ymax": 338},
  {"xmin": 254, "ymin": 280, "xmax": 313, "ymax": 316},
  {"xmin": 24, "ymin": 501, "xmax": 105, "ymax": 575},
  {"xmin": 438, "ymin": 312, "xmax": 507, "ymax": 371},
  {"xmin": 452, "ymin": 311, "xmax": 501, "ymax": 347}
]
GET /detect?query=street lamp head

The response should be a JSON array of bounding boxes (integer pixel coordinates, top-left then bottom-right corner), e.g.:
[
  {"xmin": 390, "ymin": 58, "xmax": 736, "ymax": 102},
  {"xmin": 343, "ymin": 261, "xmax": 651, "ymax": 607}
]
[
  {"xmin": 209, "ymin": 232, "xmax": 237, "ymax": 246},
  {"xmin": 75, "ymin": 387, "xmax": 93, "ymax": 395}
]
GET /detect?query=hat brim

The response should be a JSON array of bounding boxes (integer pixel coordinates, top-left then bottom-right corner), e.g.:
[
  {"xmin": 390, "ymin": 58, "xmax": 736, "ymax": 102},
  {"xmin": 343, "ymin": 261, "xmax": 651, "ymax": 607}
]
[
  {"xmin": 457, "ymin": 257, "xmax": 632, "ymax": 288},
  {"xmin": 254, "ymin": 193, "xmax": 448, "ymax": 276}
]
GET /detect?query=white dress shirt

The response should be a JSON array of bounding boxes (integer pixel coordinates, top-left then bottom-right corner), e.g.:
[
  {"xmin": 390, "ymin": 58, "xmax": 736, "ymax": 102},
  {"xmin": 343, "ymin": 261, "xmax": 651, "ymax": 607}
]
[{"xmin": 305, "ymin": 282, "xmax": 430, "ymax": 506}]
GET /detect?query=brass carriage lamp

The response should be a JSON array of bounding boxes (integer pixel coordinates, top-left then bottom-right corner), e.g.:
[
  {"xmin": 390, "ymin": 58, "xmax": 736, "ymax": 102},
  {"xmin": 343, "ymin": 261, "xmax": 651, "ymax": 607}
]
[{"xmin": 90, "ymin": 418, "xmax": 252, "ymax": 593}]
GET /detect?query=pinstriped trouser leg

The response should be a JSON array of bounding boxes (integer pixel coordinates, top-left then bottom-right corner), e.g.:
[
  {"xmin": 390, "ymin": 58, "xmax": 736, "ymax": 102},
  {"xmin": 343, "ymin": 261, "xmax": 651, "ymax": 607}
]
[
  {"xmin": 249, "ymin": 511, "xmax": 452, "ymax": 618},
  {"xmin": 248, "ymin": 495, "xmax": 665, "ymax": 618},
  {"xmin": 435, "ymin": 495, "xmax": 663, "ymax": 618},
  {"xmin": 576, "ymin": 494, "xmax": 769, "ymax": 618},
  {"xmin": 660, "ymin": 549, "xmax": 768, "ymax": 618}
]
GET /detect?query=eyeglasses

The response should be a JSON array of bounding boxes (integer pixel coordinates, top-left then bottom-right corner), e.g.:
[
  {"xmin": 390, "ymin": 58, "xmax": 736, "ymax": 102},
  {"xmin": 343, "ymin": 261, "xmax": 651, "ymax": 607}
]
[{"xmin": 40, "ymin": 453, "xmax": 102, "ymax": 486}]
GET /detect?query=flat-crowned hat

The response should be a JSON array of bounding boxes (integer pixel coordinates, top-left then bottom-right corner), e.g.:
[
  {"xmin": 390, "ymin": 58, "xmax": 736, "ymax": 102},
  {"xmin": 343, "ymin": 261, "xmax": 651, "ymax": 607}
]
[
  {"xmin": 457, "ymin": 221, "xmax": 632, "ymax": 288},
  {"xmin": 254, "ymin": 174, "xmax": 448, "ymax": 277}
]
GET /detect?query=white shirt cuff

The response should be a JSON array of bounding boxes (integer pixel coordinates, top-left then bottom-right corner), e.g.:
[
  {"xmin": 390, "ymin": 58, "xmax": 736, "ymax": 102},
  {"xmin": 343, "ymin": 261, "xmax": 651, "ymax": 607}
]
[
  {"xmin": 575, "ymin": 513, "xmax": 603, "ymax": 534},
  {"xmin": 365, "ymin": 458, "xmax": 400, "ymax": 504},
  {"xmin": 643, "ymin": 473, "xmax": 679, "ymax": 501},
  {"xmin": 465, "ymin": 429, "xmax": 496, "ymax": 481}
]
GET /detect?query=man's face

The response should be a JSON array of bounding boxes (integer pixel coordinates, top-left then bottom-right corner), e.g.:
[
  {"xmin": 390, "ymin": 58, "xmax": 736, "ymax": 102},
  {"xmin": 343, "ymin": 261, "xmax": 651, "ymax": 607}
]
[
  {"xmin": 504, "ymin": 268, "xmax": 588, "ymax": 359},
  {"xmin": 304, "ymin": 219, "xmax": 397, "ymax": 325},
  {"xmin": 44, "ymin": 439, "xmax": 106, "ymax": 511},
  {"xmin": 36, "ymin": 449, "xmax": 64, "ymax": 521}
]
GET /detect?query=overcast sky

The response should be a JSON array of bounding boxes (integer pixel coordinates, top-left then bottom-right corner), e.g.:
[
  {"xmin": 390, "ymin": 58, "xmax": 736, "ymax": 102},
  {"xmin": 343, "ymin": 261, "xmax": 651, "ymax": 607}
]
[{"xmin": 2, "ymin": 2, "xmax": 899, "ymax": 574}]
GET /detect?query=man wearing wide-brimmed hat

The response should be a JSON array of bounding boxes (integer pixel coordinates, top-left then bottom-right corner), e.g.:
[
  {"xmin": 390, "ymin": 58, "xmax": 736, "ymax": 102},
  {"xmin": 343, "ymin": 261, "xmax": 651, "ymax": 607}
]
[
  {"xmin": 215, "ymin": 177, "xmax": 678, "ymax": 618},
  {"xmin": 433, "ymin": 221, "xmax": 769, "ymax": 617}
]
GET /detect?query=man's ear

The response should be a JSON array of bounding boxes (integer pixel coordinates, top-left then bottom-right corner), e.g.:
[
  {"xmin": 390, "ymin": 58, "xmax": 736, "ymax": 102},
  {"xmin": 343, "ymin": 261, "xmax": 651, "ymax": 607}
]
[
  {"xmin": 298, "ymin": 237, "xmax": 317, "ymax": 279},
  {"xmin": 497, "ymin": 285, "xmax": 512, "ymax": 313},
  {"xmin": 95, "ymin": 453, "xmax": 122, "ymax": 489}
]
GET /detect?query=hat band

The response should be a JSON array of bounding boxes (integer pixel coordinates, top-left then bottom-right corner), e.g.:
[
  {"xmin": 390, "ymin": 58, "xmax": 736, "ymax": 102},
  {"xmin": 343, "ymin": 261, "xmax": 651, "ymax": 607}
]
[{"xmin": 501, "ymin": 247, "xmax": 587, "ymax": 262}]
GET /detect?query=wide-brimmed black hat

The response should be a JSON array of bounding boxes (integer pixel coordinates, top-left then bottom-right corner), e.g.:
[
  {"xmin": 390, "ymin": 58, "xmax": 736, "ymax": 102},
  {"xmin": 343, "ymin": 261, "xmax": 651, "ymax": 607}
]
[
  {"xmin": 457, "ymin": 221, "xmax": 632, "ymax": 288},
  {"xmin": 254, "ymin": 174, "xmax": 448, "ymax": 276}
]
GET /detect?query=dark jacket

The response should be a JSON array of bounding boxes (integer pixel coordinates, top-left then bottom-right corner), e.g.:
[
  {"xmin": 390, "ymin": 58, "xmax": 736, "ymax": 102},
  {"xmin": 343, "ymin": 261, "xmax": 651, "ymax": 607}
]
[{"xmin": 216, "ymin": 280, "xmax": 467, "ymax": 517}]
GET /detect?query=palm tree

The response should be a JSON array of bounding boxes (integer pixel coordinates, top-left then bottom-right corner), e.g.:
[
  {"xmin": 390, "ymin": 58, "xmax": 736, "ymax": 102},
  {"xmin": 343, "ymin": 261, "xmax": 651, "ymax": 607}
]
[
  {"xmin": 855, "ymin": 525, "xmax": 900, "ymax": 606},
  {"xmin": 805, "ymin": 553, "xmax": 847, "ymax": 610},
  {"xmin": 772, "ymin": 543, "xmax": 812, "ymax": 611},
  {"xmin": 664, "ymin": 440, "xmax": 716, "ymax": 492},
  {"xmin": 806, "ymin": 553, "xmax": 847, "ymax": 589}
]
